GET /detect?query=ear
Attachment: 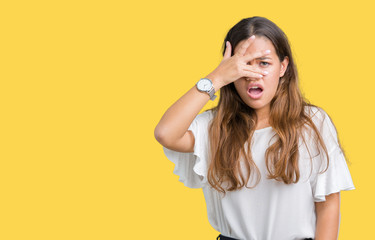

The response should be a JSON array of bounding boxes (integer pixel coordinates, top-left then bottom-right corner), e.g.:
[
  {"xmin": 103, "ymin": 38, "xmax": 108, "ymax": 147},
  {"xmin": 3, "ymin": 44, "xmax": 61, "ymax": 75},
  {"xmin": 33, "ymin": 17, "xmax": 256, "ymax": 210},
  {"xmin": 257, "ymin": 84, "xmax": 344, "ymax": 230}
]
[{"xmin": 279, "ymin": 56, "xmax": 289, "ymax": 78}]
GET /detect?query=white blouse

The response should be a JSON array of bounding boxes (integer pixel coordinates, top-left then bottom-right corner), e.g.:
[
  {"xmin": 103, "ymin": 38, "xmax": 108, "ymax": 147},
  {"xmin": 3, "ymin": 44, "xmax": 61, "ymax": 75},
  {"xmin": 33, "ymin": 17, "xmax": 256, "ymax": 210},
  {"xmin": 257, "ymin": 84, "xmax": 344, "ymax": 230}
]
[{"xmin": 162, "ymin": 106, "xmax": 355, "ymax": 240}]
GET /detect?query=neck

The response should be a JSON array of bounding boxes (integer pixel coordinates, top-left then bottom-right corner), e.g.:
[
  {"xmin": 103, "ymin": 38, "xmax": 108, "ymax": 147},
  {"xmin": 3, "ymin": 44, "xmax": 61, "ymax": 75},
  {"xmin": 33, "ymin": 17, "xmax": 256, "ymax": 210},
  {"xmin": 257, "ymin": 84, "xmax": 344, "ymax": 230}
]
[{"xmin": 255, "ymin": 107, "xmax": 270, "ymax": 129}]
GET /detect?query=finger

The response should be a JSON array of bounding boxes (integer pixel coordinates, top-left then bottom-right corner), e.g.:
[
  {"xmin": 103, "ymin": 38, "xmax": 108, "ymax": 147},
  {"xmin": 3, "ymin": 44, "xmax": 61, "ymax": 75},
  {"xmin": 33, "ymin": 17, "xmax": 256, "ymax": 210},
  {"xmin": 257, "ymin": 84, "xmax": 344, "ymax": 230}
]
[
  {"xmin": 242, "ymin": 66, "xmax": 268, "ymax": 77},
  {"xmin": 237, "ymin": 35, "xmax": 255, "ymax": 56},
  {"xmin": 242, "ymin": 49, "xmax": 271, "ymax": 63},
  {"xmin": 223, "ymin": 41, "xmax": 232, "ymax": 60},
  {"xmin": 241, "ymin": 68, "xmax": 265, "ymax": 79}
]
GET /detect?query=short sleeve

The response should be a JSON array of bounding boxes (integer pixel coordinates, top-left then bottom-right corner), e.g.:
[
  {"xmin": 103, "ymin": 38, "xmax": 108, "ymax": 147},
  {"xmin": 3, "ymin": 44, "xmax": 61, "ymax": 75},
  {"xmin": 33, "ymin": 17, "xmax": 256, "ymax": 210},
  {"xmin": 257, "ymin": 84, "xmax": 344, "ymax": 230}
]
[
  {"xmin": 309, "ymin": 107, "xmax": 355, "ymax": 202},
  {"xmin": 162, "ymin": 110, "xmax": 212, "ymax": 189}
]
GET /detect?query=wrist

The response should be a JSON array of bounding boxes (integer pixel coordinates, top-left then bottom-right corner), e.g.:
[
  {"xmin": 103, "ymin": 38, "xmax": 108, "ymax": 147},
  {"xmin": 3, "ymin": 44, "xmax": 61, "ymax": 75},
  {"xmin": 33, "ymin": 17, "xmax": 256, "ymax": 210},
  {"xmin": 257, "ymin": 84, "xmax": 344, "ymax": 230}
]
[{"xmin": 205, "ymin": 73, "xmax": 223, "ymax": 91}]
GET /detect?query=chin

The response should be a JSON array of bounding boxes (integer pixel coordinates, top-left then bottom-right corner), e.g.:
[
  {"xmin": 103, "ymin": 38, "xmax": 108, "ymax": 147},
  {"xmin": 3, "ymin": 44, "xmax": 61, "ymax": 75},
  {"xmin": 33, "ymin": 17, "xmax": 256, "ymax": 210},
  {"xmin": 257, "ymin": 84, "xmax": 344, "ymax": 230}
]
[
  {"xmin": 247, "ymin": 103, "xmax": 264, "ymax": 110},
  {"xmin": 243, "ymin": 98, "xmax": 271, "ymax": 112}
]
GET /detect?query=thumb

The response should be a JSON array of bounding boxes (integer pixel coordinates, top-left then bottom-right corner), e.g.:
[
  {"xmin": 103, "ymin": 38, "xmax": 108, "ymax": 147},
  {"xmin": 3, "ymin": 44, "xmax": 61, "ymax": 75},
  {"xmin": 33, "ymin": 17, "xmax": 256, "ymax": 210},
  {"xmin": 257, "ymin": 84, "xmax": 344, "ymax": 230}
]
[{"xmin": 223, "ymin": 41, "xmax": 231, "ymax": 60}]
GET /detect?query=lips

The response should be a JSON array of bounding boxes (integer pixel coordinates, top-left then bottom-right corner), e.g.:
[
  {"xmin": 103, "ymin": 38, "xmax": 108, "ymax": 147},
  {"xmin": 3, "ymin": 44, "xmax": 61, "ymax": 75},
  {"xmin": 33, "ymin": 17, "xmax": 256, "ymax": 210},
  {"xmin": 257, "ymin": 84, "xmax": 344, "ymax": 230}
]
[
  {"xmin": 247, "ymin": 83, "xmax": 264, "ymax": 92},
  {"xmin": 247, "ymin": 83, "xmax": 264, "ymax": 99}
]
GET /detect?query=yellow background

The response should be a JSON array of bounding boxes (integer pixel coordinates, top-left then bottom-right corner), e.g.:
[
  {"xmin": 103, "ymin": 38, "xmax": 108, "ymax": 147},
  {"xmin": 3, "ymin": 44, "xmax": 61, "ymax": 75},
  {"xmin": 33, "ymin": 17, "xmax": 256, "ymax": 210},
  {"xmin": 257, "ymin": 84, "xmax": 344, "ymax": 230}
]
[{"xmin": 0, "ymin": 0, "xmax": 373, "ymax": 239}]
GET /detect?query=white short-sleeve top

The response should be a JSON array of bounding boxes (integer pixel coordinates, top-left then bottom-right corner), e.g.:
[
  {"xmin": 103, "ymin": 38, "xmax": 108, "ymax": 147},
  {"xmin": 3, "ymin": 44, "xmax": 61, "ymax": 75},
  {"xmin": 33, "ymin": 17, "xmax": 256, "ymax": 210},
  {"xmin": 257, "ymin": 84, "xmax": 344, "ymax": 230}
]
[{"xmin": 162, "ymin": 105, "xmax": 355, "ymax": 240}]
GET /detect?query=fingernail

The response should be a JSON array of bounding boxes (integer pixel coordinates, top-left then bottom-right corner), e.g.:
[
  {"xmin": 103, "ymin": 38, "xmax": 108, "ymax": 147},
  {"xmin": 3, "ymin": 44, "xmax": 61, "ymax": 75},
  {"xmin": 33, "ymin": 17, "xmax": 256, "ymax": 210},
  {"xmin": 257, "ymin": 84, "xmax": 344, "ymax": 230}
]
[
  {"xmin": 250, "ymin": 35, "xmax": 255, "ymax": 39},
  {"xmin": 263, "ymin": 71, "xmax": 269, "ymax": 75}
]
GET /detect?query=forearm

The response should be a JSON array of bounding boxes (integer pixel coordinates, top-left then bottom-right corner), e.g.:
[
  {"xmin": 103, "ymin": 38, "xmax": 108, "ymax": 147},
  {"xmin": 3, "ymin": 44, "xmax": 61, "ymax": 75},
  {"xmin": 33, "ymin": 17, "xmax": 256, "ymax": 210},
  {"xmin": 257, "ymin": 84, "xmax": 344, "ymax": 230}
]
[{"xmin": 154, "ymin": 73, "xmax": 223, "ymax": 146}]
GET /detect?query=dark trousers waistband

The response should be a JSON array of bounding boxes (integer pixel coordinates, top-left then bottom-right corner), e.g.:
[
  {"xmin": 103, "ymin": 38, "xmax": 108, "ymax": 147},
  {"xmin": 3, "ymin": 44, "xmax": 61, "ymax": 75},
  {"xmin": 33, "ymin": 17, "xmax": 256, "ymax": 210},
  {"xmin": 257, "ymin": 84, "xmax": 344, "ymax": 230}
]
[
  {"xmin": 216, "ymin": 234, "xmax": 314, "ymax": 240},
  {"xmin": 217, "ymin": 234, "xmax": 239, "ymax": 240}
]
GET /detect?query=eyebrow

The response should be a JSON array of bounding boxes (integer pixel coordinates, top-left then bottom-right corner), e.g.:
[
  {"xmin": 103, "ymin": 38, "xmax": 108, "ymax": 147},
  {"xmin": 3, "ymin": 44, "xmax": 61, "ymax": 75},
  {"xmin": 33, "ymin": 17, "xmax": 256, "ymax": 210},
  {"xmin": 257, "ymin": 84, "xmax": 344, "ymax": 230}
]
[{"xmin": 256, "ymin": 57, "xmax": 272, "ymax": 60}]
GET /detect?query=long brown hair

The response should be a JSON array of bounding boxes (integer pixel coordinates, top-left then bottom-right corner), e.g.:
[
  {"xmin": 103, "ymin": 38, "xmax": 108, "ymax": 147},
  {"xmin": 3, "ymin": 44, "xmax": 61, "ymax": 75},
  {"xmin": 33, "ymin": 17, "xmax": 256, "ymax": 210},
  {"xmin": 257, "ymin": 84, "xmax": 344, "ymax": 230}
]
[{"xmin": 205, "ymin": 16, "xmax": 351, "ymax": 197}]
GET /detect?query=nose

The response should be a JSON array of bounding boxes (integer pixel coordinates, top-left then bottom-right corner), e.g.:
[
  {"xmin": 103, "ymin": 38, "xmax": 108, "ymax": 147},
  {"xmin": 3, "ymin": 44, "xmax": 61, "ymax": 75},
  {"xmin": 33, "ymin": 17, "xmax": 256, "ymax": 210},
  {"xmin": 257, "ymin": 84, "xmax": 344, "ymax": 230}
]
[{"xmin": 246, "ymin": 76, "xmax": 262, "ymax": 81}]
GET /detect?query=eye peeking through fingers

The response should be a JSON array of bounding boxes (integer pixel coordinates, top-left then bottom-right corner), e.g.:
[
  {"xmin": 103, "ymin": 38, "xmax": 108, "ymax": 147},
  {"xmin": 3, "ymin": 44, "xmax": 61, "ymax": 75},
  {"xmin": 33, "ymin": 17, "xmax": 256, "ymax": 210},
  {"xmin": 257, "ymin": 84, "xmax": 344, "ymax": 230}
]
[{"xmin": 247, "ymin": 61, "xmax": 270, "ymax": 67}]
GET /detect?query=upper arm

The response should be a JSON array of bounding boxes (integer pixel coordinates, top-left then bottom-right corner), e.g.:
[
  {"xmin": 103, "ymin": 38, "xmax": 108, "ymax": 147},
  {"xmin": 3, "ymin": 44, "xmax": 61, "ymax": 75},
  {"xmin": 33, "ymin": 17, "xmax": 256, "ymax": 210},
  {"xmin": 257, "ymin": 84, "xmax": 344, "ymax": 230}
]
[
  {"xmin": 314, "ymin": 192, "xmax": 341, "ymax": 239},
  {"xmin": 156, "ymin": 111, "xmax": 211, "ymax": 153},
  {"xmin": 315, "ymin": 192, "xmax": 341, "ymax": 214},
  {"xmin": 160, "ymin": 130, "xmax": 195, "ymax": 153}
]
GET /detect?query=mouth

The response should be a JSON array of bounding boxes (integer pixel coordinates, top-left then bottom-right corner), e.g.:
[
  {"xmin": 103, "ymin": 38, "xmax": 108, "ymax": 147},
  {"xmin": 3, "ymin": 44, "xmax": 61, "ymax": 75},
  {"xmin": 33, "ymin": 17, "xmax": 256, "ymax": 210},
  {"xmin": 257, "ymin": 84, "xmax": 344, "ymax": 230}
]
[{"xmin": 247, "ymin": 85, "xmax": 264, "ymax": 99}]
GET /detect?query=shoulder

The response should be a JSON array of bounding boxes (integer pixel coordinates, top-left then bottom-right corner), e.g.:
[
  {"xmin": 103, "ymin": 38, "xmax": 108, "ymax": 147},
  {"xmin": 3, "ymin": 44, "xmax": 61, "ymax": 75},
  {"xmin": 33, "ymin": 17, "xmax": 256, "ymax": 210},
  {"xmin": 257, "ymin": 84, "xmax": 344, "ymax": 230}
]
[
  {"xmin": 304, "ymin": 105, "xmax": 332, "ymax": 129},
  {"xmin": 188, "ymin": 109, "xmax": 215, "ymax": 135},
  {"xmin": 303, "ymin": 105, "xmax": 340, "ymax": 149},
  {"xmin": 304, "ymin": 105, "xmax": 328, "ymax": 121},
  {"xmin": 195, "ymin": 109, "xmax": 215, "ymax": 124}
]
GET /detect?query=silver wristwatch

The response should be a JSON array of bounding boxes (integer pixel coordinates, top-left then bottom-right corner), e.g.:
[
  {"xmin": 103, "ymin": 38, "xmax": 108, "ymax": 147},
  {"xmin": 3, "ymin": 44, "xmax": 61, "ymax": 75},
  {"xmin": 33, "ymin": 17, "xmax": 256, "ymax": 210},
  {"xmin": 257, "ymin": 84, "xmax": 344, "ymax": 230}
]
[{"xmin": 196, "ymin": 78, "xmax": 217, "ymax": 101}]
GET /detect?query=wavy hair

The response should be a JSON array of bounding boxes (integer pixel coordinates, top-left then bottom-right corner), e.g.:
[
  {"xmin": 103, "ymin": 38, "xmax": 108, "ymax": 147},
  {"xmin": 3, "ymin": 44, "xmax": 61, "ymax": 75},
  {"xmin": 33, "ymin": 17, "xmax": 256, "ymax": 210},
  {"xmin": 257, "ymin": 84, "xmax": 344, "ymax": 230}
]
[{"xmin": 205, "ymin": 16, "xmax": 351, "ymax": 197}]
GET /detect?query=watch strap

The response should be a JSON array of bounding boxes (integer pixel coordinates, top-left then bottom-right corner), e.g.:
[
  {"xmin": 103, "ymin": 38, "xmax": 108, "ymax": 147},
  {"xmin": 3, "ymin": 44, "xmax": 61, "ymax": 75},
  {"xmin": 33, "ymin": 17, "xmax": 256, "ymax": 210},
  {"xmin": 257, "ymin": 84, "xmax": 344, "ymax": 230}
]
[{"xmin": 207, "ymin": 86, "xmax": 217, "ymax": 101}]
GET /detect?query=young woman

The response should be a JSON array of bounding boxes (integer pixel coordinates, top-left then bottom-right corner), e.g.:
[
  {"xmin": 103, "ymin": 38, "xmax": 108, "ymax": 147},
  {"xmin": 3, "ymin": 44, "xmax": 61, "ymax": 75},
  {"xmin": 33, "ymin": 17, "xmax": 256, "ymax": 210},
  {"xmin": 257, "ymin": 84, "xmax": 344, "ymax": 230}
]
[{"xmin": 154, "ymin": 16, "xmax": 355, "ymax": 240}]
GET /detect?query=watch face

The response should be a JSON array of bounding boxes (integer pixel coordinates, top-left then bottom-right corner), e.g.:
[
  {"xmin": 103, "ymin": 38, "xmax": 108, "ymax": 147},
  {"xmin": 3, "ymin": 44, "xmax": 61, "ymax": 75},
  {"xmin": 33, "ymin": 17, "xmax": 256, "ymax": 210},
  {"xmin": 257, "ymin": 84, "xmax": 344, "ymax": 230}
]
[{"xmin": 197, "ymin": 79, "xmax": 212, "ymax": 91}]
